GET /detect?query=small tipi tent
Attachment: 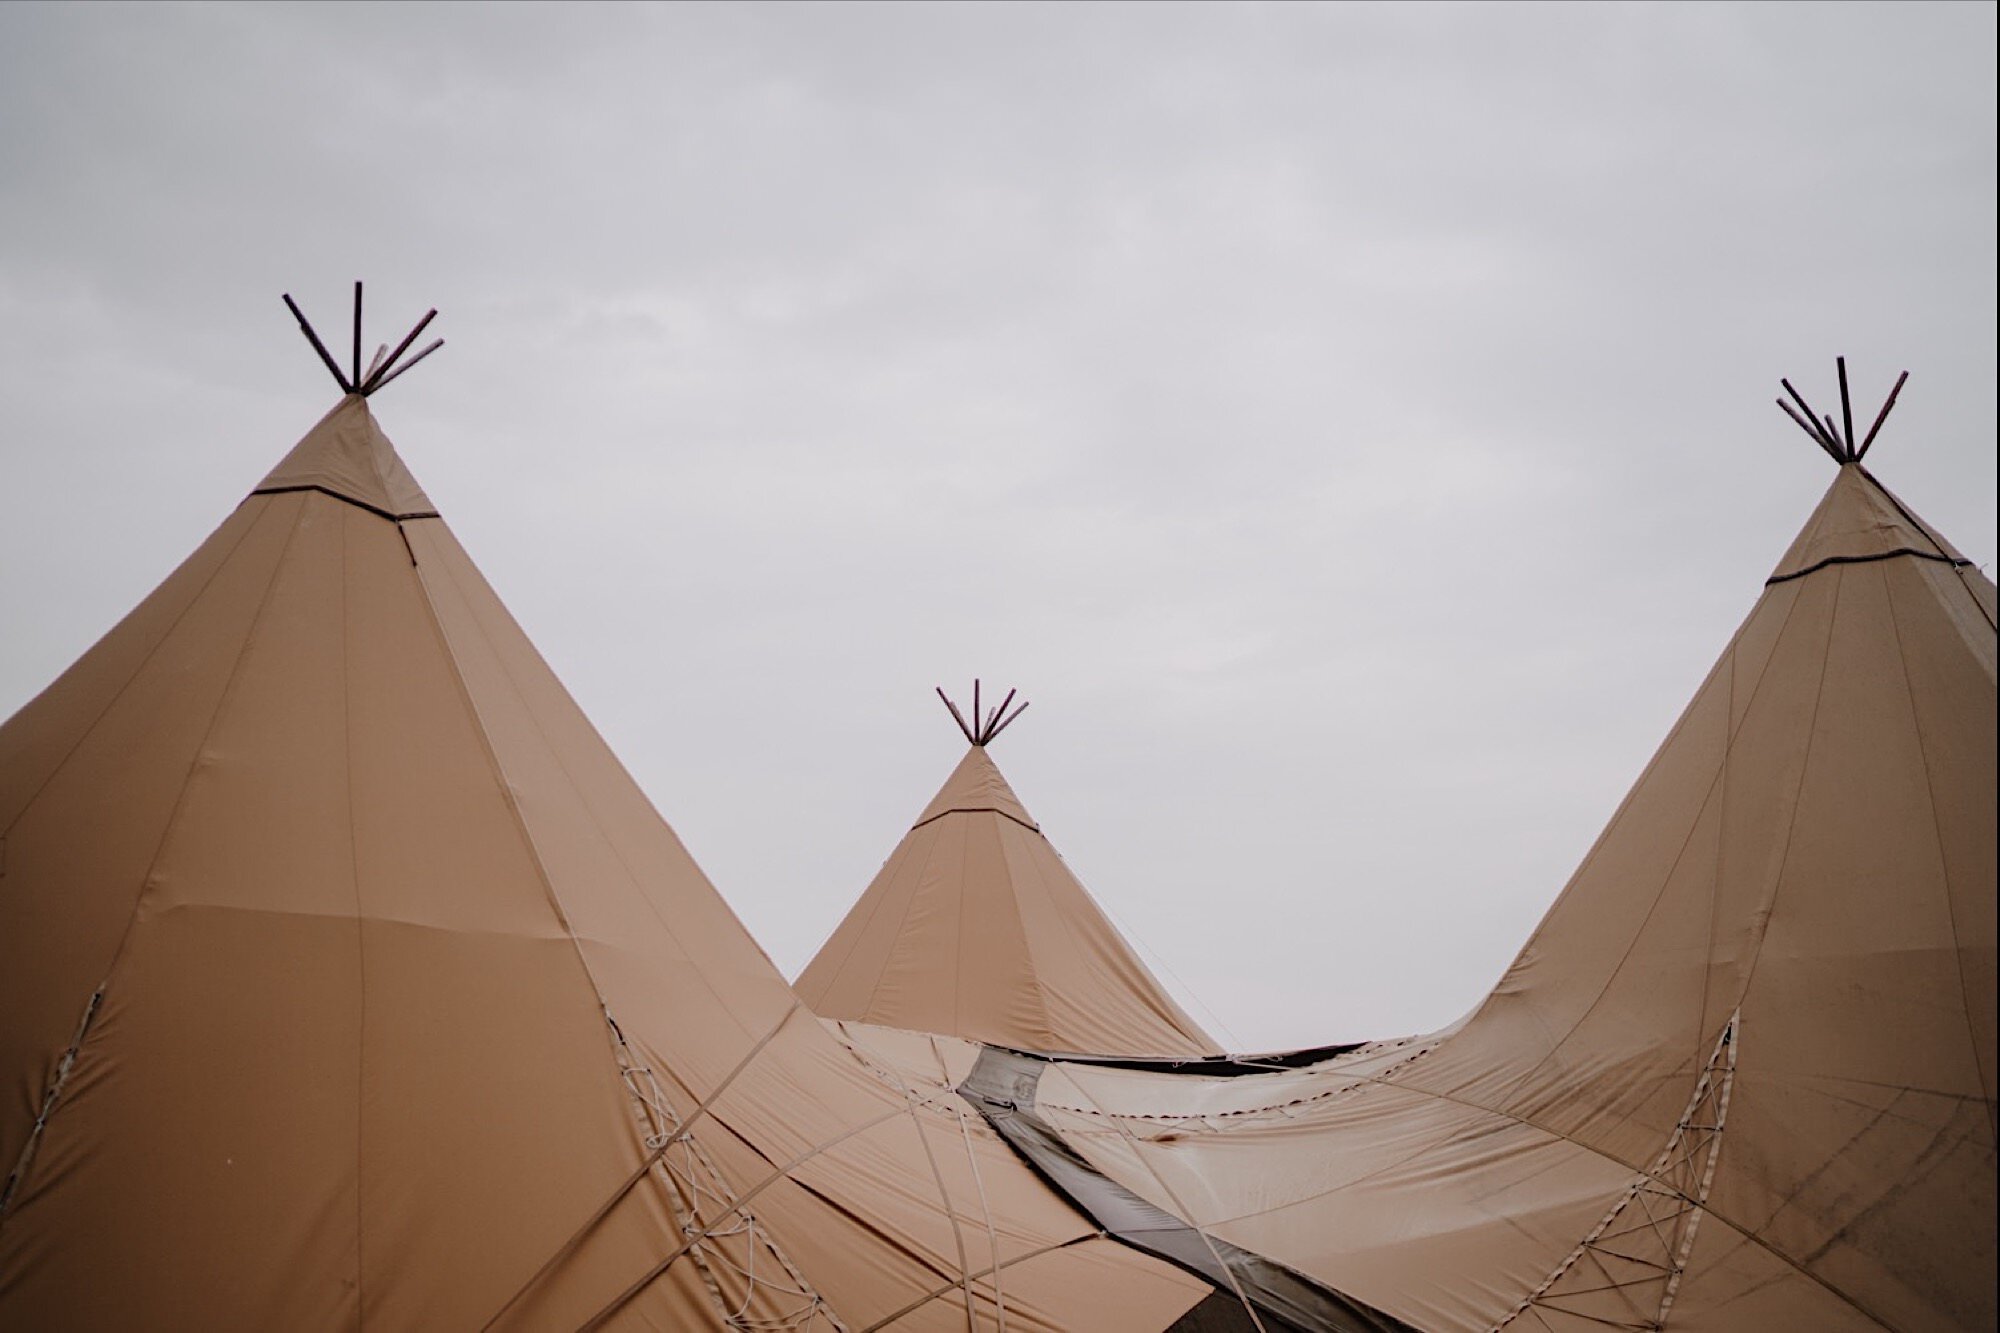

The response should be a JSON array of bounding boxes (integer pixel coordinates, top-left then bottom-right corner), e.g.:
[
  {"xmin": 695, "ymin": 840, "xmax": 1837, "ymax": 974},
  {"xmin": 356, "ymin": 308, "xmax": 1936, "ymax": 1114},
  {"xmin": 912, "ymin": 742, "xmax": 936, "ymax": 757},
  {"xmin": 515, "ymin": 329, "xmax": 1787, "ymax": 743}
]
[{"xmin": 797, "ymin": 687, "xmax": 1219, "ymax": 1059}]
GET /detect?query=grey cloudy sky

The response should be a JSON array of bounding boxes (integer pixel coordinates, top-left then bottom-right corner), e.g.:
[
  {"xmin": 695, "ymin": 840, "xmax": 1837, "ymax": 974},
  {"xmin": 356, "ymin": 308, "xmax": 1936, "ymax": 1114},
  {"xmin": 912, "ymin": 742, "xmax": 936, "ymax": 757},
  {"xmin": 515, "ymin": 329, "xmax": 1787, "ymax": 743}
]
[{"xmin": 2, "ymin": 2, "xmax": 1993, "ymax": 1050}]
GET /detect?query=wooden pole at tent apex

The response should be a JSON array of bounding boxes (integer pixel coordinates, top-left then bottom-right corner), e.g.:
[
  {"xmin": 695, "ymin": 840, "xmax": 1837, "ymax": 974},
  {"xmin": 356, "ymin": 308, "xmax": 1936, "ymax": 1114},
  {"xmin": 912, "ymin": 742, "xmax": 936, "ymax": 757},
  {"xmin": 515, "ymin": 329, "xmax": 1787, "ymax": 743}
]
[
  {"xmin": 1775, "ymin": 359, "xmax": 1910, "ymax": 466},
  {"xmin": 935, "ymin": 681, "xmax": 1030, "ymax": 746},
  {"xmin": 280, "ymin": 282, "xmax": 446, "ymax": 399}
]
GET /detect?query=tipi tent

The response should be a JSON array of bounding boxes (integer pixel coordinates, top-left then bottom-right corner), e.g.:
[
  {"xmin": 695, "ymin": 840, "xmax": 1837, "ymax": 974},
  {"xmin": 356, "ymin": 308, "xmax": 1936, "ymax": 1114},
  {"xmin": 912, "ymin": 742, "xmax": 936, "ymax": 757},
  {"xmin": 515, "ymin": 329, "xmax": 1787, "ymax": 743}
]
[
  {"xmin": 0, "ymin": 294, "xmax": 1227, "ymax": 1330},
  {"xmin": 837, "ymin": 368, "xmax": 1997, "ymax": 1331},
  {"xmin": 2, "ymin": 315, "xmax": 1989, "ymax": 1333},
  {"xmin": 797, "ymin": 692, "xmax": 1219, "ymax": 1059}
]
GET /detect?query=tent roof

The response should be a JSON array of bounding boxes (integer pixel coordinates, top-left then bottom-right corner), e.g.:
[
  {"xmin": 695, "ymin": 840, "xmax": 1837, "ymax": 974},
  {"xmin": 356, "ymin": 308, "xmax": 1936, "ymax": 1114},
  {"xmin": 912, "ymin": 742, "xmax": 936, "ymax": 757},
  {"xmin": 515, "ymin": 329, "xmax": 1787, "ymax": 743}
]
[
  {"xmin": 0, "ymin": 393, "xmax": 1215, "ymax": 1330},
  {"xmin": 798, "ymin": 745, "xmax": 1221, "ymax": 1059},
  {"xmin": 939, "ymin": 459, "xmax": 1996, "ymax": 1331},
  {"xmin": 254, "ymin": 394, "xmax": 437, "ymax": 519},
  {"xmin": 1769, "ymin": 461, "xmax": 1968, "ymax": 581}
]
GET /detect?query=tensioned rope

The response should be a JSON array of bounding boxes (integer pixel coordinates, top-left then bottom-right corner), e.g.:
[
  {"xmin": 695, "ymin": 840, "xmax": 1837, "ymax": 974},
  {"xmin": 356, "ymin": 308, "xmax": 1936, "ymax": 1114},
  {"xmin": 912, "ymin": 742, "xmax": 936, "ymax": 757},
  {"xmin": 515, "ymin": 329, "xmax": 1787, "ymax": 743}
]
[
  {"xmin": 833, "ymin": 1028, "xmax": 991, "ymax": 1332},
  {"xmin": 833, "ymin": 1025, "xmax": 1012, "ymax": 1332},
  {"xmin": 575, "ymin": 1085, "xmax": 984, "ymax": 1330},
  {"xmin": 607, "ymin": 1010, "xmax": 839, "ymax": 1330},
  {"xmin": 418, "ymin": 500, "xmax": 832, "ymax": 1328},
  {"xmin": 1491, "ymin": 1013, "xmax": 1740, "ymax": 1331},
  {"xmin": 479, "ymin": 1002, "xmax": 805, "ymax": 1330}
]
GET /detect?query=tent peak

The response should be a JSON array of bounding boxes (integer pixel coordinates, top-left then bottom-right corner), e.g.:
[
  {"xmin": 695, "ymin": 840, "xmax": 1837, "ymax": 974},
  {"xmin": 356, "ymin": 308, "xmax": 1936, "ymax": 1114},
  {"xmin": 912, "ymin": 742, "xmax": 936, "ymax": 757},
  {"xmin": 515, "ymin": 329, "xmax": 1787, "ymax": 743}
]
[
  {"xmin": 282, "ymin": 281, "xmax": 444, "ymax": 399},
  {"xmin": 1774, "ymin": 357, "xmax": 1908, "ymax": 466},
  {"xmin": 936, "ymin": 679, "xmax": 1029, "ymax": 747}
]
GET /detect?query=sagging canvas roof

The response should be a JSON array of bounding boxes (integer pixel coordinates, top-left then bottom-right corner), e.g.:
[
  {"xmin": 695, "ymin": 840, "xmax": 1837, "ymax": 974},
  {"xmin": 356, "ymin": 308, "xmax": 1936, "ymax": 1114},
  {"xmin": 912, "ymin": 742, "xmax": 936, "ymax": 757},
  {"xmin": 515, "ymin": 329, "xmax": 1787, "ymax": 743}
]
[
  {"xmin": 0, "ymin": 394, "xmax": 1225, "ymax": 1330},
  {"xmin": 797, "ymin": 744, "xmax": 1220, "ymax": 1059},
  {"xmin": 843, "ymin": 461, "xmax": 1996, "ymax": 1332}
]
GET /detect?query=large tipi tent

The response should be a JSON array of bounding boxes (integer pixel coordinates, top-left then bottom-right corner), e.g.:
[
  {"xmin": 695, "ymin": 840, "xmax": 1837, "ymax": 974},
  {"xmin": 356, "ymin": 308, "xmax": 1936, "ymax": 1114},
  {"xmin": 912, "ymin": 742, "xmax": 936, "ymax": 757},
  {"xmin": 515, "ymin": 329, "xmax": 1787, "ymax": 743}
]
[
  {"xmin": 0, "ymin": 294, "xmax": 1227, "ymax": 1330},
  {"xmin": 796, "ymin": 694, "xmax": 1219, "ymax": 1059},
  {"xmin": 823, "ymin": 368, "xmax": 1998, "ymax": 1331}
]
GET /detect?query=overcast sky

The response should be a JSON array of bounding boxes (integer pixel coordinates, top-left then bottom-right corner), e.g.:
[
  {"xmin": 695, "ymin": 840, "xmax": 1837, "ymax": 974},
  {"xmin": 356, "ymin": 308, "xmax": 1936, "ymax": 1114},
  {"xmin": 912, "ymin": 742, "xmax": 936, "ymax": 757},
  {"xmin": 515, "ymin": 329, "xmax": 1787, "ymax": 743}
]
[{"xmin": 2, "ymin": 2, "xmax": 1993, "ymax": 1051}]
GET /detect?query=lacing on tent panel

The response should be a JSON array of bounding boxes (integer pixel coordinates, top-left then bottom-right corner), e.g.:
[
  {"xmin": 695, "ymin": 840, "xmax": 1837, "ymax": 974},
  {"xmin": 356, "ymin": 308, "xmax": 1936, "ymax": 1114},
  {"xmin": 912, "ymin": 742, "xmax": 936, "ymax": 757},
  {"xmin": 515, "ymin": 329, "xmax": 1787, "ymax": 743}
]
[
  {"xmin": 0, "ymin": 988, "xmax": 102, "ymax": 1221},
  {"xmin": 416, "ymin": 524, "xmax": 863, "ymax": 1327},
  {"xmin": 480, "ymin": 1002, "xmax": 808, "ymax": 1330},
  {"xmin": 1031, "ymin": 1037, "xmax": 1443, "ymax": 1130},
  {"xmin": 605, "ymin": 1010, "xmax": 842, "ymax": 1332},
  {"xmin": 575, "ymin": 1088, "xmax": 981, "ymax": 1332},
  {"xmin": 1, "ymin": 499, "xmax": 310, "ymax": 1226},
  {"xmin": 1068, "ymin": 1012, "xmax": 1873, "ymax": 1326},
  {"xmin": 412, "ymin": 514, "xmax": 812, "ymax": 1329},
  {"xmin": 1491, "ymin": 1012, "xmax": 1739, "ymax": 1332}
]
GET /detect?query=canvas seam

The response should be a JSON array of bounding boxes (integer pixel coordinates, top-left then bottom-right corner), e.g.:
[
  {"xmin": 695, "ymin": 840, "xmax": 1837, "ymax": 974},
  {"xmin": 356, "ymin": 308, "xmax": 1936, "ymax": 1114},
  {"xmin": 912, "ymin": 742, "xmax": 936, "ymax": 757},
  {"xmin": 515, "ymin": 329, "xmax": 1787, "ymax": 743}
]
[
  {"xmin": 1002, "ymin": 822, "xmax": 1089, "ymax": 1055},
  {"xmin": 403, "ymin": 524, "xmax": 763, "ymax": 1044},
  {"xmin": 574, "ymin": 1088, "xmax": 975, "ymax": 1329},
  {"xmin": 82, "ymin": 497, "xmax": 313, "ymax": 992},
  {"xmin": 1879, "ymin": 562, "xmax": 1991, "ymax": 1134},
  {"xmin": 1727, "ymin": 566, "xmax": 1843, "ymax": 1014},
  {"xmin": 1514, "ymin": 570, "xmax": 1817, "ymax": 1101},
  {"xmin": 808, "ymin": 826, "xmax": 927, "ymax": 1010},
  {"xmin": 340, "ymin": 508, "xmax": 367, "ymax": 1331},
  {"xmin": 0, "ymin": 496, "xmax": 310, "ymax": 1222},
  {"xmin": 862, "ymin": 821, "xmax": 949, "ymax": 1028},
  {"xmin": 1, "ymin": 498, "xmax": 273, "ymax": 839}
]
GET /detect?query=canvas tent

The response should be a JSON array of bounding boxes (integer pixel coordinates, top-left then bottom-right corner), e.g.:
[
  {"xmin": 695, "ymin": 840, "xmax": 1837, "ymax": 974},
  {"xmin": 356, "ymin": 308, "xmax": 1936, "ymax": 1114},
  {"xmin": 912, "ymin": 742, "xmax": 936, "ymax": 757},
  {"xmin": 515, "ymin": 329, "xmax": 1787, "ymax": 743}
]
[
  {"xmin": 796, "ymin": 709, "xmax": 1219, "ymax": 1059},
  {"xmin": 0, "ymin": 297, "xmax": 1230, "ymax": 1330},
  {"xmin": 1, "ymin": 315, "xmax": 1991, "ymax": 1333},
  {"xmin": 826, "ymin": 374, "xmax": 1997, "ymax": 1331}
]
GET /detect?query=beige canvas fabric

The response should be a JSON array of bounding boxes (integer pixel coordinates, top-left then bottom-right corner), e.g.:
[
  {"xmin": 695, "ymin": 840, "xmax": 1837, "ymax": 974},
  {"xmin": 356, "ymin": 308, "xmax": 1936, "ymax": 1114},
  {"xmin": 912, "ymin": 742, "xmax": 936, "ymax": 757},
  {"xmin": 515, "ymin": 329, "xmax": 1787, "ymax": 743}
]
[
  {"xmin": 797, "ymin": 746, "xmax": 1219, "ymax": 1059},
  {"xmin": 0, "ymin": 396, "xmax": 1213, "ymax": 1330},
  {"xmin": 1002, "ymin": 461, "xmax": 1995, "ymax": 1331},
  {"xmin": 253, "ymin": 393, "xmax": 436, "ymax": 517}
]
